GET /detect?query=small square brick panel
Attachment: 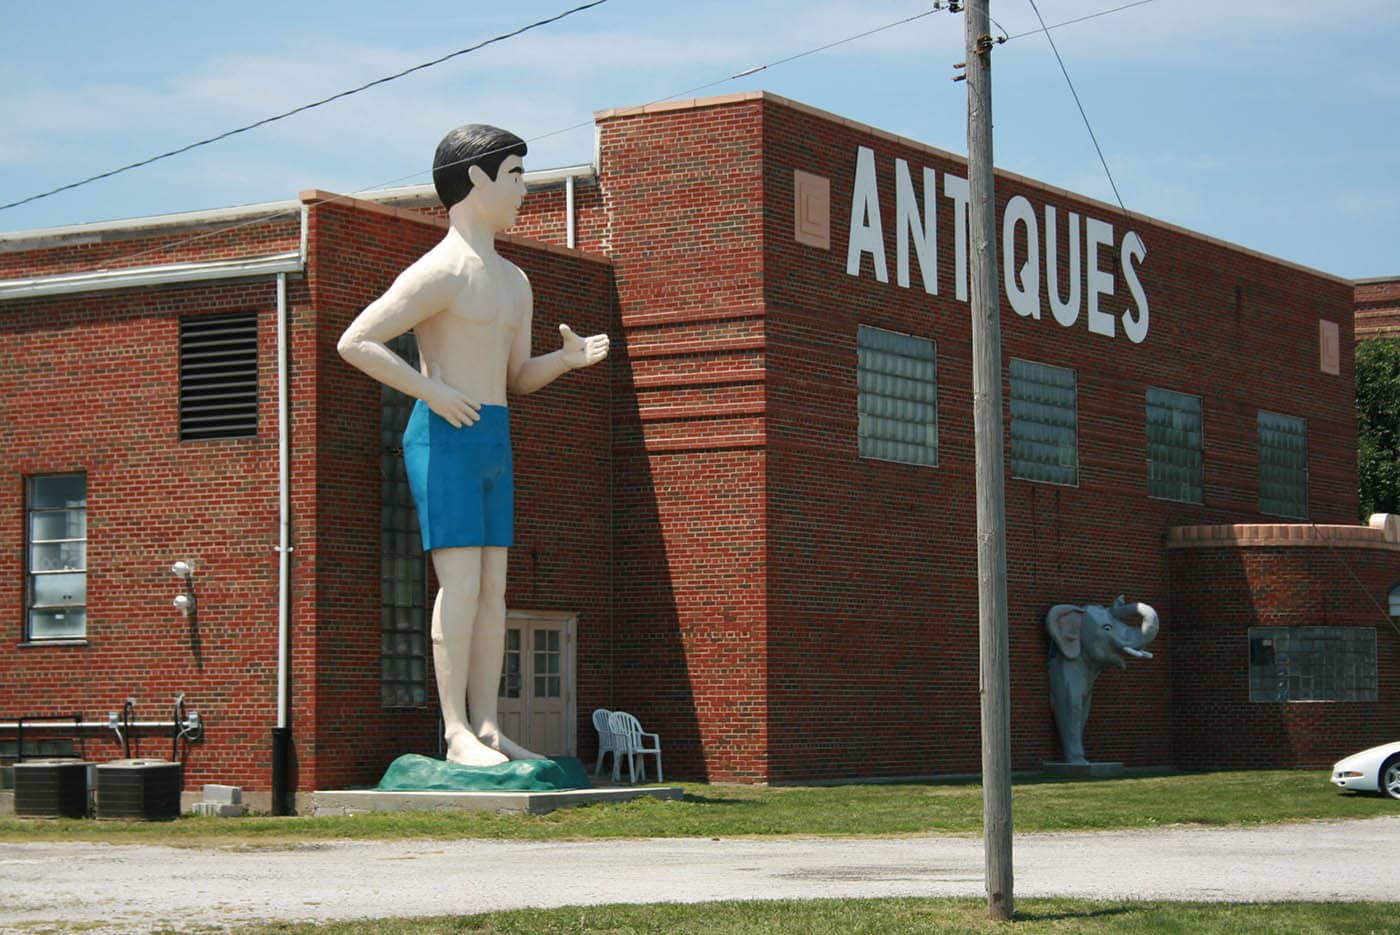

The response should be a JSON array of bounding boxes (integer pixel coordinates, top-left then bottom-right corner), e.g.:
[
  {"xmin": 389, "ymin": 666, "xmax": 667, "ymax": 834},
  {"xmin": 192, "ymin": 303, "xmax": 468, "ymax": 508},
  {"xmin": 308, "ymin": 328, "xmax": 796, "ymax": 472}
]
[
  {"xmin": 793, "ymin": 169, "xmax": 830, "ymax": 249},
  {"xmin": 1319, "ymin": 319, "xmax": 1340, "ymax": 374}
]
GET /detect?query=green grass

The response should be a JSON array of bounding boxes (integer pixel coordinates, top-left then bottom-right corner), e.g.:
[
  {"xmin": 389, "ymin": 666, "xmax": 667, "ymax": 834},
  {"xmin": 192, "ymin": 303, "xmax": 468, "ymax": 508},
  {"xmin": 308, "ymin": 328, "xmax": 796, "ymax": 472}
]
[
  {"xmin": 0, "ymin": 770, "xmax": 1392, "ymax": 845},
  {"xmin": 233, "ymin": 898, "xmax": 1400, "ymax": 933}
]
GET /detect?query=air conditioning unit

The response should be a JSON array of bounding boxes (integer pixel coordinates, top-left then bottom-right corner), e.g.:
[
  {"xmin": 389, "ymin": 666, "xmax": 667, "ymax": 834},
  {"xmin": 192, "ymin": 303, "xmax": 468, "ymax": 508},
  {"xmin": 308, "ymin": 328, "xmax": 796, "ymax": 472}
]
[
  {"xmin": 96, "ymin": 759, "xmax": 182, "ymax": 821},
  {"xmin": 13, "ymin": 759, "xmax": 91, "ymax": 819}
]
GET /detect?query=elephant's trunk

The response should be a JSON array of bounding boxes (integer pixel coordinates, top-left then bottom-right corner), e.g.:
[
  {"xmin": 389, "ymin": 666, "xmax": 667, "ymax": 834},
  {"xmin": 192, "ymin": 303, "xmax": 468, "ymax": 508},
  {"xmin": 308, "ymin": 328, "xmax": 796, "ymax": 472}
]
[{"xmin": 1111, "ymin": 601, "xmax": 1159, "ymax": 654}]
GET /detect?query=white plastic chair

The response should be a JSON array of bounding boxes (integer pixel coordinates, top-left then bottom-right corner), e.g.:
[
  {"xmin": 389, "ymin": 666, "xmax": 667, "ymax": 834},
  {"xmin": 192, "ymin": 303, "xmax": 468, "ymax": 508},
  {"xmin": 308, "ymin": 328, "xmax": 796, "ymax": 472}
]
[
  {"xmin": 591, "ymin": 708, "xmax": 617, "ymax": 777},
  {"xmin": 607, "ymin": 710, "xmax": 662, "ymax": 784}
]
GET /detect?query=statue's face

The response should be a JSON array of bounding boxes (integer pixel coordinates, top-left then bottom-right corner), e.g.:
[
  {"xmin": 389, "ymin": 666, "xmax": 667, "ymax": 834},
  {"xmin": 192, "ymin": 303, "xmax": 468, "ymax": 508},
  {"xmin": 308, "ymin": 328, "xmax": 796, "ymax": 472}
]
[{"xmin": 468, "ymin": 154, "xmax": 526, "ymax": 230}]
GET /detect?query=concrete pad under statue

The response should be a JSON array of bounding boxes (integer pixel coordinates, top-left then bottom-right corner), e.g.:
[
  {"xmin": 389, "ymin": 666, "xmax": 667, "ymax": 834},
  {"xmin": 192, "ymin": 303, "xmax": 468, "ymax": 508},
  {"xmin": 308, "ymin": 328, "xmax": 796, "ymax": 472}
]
[
  {"xmin": 1041, "ymin": 760, "xmax": 1126, "ymax": 779},
  {"xmin": 312, "ymin": 754, "xmax": 683, "ymax": 816}
]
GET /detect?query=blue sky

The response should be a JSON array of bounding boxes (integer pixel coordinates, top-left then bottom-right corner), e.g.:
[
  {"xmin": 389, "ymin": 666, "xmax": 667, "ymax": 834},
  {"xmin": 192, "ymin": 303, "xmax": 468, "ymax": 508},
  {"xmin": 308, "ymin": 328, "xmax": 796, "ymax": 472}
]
[{"xmin": 2, "ymin": 0, "xmax": 1396, "ymax": 278}]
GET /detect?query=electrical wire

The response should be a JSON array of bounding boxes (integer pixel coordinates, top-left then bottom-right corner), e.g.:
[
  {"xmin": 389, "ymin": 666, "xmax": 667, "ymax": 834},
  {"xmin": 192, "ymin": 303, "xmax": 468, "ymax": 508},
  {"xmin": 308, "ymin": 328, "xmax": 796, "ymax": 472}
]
[
  {"xmin": 6, "ymin": 0, "xmax": 1159, "ymax": 272},
  {"xmin": 1023, "ymin": 0, "xmax": 1131, "ymax": 219},
  {"xmin": 0, "ymin": 0, "xmax": 610, "ymax": 214},
  {"xmin": 722, "ymin": 8, "xmax": 937, "ymax": 82},
  {"xmin": 1003, "ymin": 0, "xmax": 1161, "ymax": 43},
  {"xmin": 12, "ymin": 6, "xmax": 948, "ymax": 273},
  {"xmin": 1309, "ymin": 518, "xmax": 1400, "ymax": 637}
]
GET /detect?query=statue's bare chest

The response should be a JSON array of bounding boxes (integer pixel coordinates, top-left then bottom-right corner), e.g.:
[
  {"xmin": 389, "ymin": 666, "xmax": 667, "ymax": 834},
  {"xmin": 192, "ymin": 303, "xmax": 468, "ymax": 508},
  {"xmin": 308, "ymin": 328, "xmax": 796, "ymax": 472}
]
[{"xmin": 445, "ymin": 260, "xmax": 519, "ymax": 329}]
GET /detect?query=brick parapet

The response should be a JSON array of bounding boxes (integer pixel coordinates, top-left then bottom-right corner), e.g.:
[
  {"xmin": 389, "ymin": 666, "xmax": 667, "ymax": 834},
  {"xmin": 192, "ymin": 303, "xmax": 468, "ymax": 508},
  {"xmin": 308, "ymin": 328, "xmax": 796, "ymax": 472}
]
[
  {"xmin": 1354, "ymin": 277, "xmax": 1400, "ymax": 341},
  {"xmin": 0, "ymin": 213, "xmax": 302, "ymax": 280},
  {"xmin": 1167, "ymin": 522, "xmax": 1400, "ymax": 550}
]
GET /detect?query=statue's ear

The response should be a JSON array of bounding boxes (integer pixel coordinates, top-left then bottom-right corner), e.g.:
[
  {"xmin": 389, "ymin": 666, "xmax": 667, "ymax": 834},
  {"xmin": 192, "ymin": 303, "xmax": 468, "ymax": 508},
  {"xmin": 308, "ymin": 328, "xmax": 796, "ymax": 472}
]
[
  {"xmin": 466, "ymin": 163, "xmax": 491, "ymax": 190},
  {"xmin": 1046, "ymin": 605, "xmax": 1083, "ymax": 659}
]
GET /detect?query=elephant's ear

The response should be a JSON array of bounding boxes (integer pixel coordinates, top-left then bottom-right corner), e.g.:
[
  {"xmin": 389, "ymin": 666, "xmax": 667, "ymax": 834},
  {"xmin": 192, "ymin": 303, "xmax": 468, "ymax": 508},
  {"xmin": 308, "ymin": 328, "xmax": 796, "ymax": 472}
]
[{"xmin": 1046, "ymin": 605, "xmax": 1083, "ymax": 659}]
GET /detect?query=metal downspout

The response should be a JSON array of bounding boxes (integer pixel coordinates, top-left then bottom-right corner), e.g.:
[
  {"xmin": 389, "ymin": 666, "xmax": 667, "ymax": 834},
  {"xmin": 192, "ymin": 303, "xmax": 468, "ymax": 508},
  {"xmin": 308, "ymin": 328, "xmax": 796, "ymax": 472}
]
[
  {"xmin": 271, "ymin": 271, "xmax": 293, "ymax": 815},
  {"xmin": 566, "ymin": 175, "xmax": 576, "ymax": 249}
]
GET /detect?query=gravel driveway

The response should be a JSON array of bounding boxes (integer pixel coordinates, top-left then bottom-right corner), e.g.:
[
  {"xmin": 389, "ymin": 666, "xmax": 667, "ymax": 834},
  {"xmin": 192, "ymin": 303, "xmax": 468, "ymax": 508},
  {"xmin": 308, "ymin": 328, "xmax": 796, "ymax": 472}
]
[{"xmin": 2, "ymin": 817, "xmax": 1397, "ymax": 932}]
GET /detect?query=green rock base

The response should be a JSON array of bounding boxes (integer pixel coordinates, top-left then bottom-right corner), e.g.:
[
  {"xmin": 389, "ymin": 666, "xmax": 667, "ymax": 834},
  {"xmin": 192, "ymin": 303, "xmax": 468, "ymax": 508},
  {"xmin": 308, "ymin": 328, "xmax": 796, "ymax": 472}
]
[{"xmin": 376, "ymin": 753, "xmax": 592, "ymax": 792}]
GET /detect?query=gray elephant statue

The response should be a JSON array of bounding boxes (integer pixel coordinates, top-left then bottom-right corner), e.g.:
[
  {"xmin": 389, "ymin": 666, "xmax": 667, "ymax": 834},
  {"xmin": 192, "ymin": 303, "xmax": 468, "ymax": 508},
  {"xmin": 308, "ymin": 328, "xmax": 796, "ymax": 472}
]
[{"xmin": 1045, "ymin": 596, "xmax": 1160, "ymax": 765}]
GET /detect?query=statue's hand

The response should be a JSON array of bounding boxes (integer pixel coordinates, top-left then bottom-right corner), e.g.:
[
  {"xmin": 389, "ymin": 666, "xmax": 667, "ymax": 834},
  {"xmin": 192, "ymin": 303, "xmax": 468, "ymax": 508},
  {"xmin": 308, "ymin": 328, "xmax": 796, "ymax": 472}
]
[
  {"xmin": 423, "ymin": 362, "xmax": 480, "ymax": 428},
  {"xmin": 559, "ymin": 323, "xmax": 610, "ymax": 370}
]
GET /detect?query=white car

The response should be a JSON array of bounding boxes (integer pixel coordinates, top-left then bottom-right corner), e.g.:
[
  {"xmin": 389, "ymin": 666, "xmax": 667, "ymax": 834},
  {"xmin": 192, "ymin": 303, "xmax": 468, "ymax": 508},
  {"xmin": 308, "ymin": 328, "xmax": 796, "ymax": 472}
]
[{"xmin": 1330, "ymin": 741, "xmax": 1400, "ymax": 800}]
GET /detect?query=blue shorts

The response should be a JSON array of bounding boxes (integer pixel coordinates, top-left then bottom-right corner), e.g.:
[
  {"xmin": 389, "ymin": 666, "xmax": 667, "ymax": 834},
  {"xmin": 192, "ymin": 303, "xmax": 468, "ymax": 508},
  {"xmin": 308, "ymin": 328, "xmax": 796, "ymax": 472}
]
[{"xmin": 402, "ymin": 401, "xmax": 514, "ymax": 550}]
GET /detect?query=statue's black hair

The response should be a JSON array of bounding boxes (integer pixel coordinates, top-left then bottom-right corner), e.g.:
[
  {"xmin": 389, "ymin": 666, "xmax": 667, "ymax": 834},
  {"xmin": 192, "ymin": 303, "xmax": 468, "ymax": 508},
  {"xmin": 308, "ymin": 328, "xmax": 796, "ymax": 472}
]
[{"xmin": 432, "ymin": 124, "xmax": 528, "ymax": 209}]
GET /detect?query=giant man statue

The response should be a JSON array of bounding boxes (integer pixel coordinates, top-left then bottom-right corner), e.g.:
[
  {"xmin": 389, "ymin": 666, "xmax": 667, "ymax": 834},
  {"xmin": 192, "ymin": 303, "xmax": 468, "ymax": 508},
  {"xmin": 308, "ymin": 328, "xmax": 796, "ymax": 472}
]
[{"xmin": 339, "ymin": 125, "xmax": 609, "ymax": 766}]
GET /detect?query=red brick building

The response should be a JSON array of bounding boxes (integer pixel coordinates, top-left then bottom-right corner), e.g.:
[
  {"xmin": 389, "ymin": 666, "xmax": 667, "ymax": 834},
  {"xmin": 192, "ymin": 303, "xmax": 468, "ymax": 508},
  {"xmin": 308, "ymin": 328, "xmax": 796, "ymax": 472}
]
[
  {"xmin": 1355, "ymin": 277, "xmax": 1400, "ymax": 341},
  {"xmin": 3, "ymin": 92, "xmax": 1397, "ymax": 808}
]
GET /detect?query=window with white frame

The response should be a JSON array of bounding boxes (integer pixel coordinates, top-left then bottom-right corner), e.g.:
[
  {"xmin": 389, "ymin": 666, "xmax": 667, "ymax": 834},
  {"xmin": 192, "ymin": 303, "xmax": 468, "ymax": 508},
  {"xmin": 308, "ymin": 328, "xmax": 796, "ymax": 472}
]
[
  {"xmin": 1248, "ymin": 627, "xmax": 1377, "ymax": 702},
  {"xmin": 1258, "ymin": 410, "xmax": 1308, "ymax": 519},
  {"xmin": 1145, "ymin": 387, "xmax": 1203, "ymax": 503},
  {"xmin": 1010, "ymin": 358, "xmax": 1078, "ymax": 486},
  {"xmin": 533, "ymin": 628, "xmax": 562, "ymax": 699},
  {"xmin": 26, "ymin": 474, "xmax": 87, "ymax": 641},
  {"xmin": 856, "ymin": 325, "xmax": 937, "ymax": 467},
  {"xmin": 1389, "ymin": 582, "xmax": 1400, "ymax": 619}
]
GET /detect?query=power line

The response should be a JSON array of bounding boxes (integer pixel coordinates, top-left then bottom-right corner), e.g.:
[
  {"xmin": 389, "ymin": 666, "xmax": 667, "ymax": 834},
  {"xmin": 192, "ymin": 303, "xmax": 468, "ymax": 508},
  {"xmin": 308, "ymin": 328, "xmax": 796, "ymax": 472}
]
[
  {"xmin": 8, "ymin": 0, "xmax": 1158, "ymax": 270},
  {"xmin": 724, "ymin": 8, "xmax": 937, "ymax": 82},
  {"xmin": 33, "ymin": 7, "xmax": 949, "ymax": 272},
  {"xmin": 1004, "ymin": 0, "xmax": 1161, "ymax": 43},
  {"xmin": 1023, "ymin": 0, "xmax": 1131, "ymax": 218},
  {"xmin": 0, "ymin": 0, "xmax": 610, "ymax": 214}
]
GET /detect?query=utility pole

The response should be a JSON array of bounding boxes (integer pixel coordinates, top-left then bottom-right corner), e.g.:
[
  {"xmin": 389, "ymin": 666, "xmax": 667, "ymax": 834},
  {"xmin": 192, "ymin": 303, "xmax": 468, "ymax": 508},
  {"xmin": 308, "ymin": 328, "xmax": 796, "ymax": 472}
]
[{"xmin": 963, "ymin": 0, "xmax": 1014, "ymax": 921}]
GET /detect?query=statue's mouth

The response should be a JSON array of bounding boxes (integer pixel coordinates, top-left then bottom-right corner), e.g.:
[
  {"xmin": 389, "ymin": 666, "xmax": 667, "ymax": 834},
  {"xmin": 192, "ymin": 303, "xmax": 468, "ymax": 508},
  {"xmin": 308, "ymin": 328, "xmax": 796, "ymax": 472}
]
[{"xmin": 1122, "ymin": 646, "xmax": 1153, "ymax": 659}]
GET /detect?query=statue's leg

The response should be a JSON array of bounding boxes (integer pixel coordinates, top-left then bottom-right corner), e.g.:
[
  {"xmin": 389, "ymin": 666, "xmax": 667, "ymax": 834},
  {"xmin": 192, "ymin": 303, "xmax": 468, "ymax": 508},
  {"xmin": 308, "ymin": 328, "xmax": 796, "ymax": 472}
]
[
  {"xmin": 468, "ymin": 546, "xmax": 544, "ymax": 760},
  {"xmin": 431, "ymin": 546, "xmax": 508, "ymax": 767}
]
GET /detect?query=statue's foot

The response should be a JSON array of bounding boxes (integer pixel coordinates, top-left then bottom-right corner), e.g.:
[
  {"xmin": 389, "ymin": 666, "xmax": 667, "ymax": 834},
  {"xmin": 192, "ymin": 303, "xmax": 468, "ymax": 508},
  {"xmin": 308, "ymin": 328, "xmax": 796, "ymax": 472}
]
[
  {"xmin": 479, "ymin": 727, "xmax": 545, "ymax": 761},
  {"xmin": 445, "ymin": 730, "xmax": 509, "ymax": 767}
]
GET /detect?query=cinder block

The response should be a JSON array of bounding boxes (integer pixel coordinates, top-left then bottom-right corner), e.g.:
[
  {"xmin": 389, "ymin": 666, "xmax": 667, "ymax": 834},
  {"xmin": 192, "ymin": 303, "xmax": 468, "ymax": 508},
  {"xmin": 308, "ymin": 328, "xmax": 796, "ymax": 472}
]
[
  {"xmin": 192, "ymin": 802, "xmax": 246, "ymax": 817},
  {"xmin": 201, "ymin": 784, "xmax": 242, "ymax": 805}
]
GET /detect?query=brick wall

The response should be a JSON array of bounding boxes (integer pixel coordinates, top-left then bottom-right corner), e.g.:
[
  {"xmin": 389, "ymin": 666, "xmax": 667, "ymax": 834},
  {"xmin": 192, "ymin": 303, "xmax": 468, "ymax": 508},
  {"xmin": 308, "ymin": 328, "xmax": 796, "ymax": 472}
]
[
  {"xmin": 1, "ymin": 196, "xmax": 614, "ymax": 795},
  {"xmin": 0, "ymin": 273, "xmax": 293, "ymax": 790},
  {"xmin": 510, "ymin": 179, "xmax": 609, "ymax": 254},
  {"xmin": 1, "ymin": 89, "xmax": 1377, "ymax": 787},
  {"xmin": 595, "ymin": 98, "xmax": 770, "ymax": 781},
  {"xmin": 755, "ymin": 94, "xmax": 1358, "ymax": 777},
  {"xmin": 1168, "ymin": 536, "xmax": 1400, "ymax": 769},
  {"xmin": 1355, "ymin": 278, "xmax": 1400, "ymax": 341}
]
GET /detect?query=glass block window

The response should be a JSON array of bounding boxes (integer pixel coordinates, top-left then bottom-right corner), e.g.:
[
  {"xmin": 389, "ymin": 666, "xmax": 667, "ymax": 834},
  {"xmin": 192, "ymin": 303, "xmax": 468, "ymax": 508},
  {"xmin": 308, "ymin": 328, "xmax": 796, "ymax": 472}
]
[
  {"xmin": 179, "ymin": 311, "xmax": 258, "ymax": 440},
  {"xmin": 1248, "ymin": 627, "xmax": 1377, "ymax": 702},
  {"xmin": 1010, "ymin": 358, "xmax": 1078, "ymax": 486},
  {"xmin": 1258, "ymin": 411, "xmax": 1308, "ymax": 519},
  {"xmin": 26, "ymin": 474, "xmax": 87, "ymax": 641},
  {"xmin": 499, "ymin": 628, "xmax": 522, "ymax": 699},
  {"xmin": 1145, "ymin": 387, "xmax": 1203, "ymax": 503},
  {"xmin": 533, "ymin": 629, "xmax": 561, "ymax": 699},
  {"xmin": 380, "ymin": 333, "xmax": 428, "ymax": 707},
  {"xmin": 856, "ymin": 325, "xmax": 937, "ymax": 467}
]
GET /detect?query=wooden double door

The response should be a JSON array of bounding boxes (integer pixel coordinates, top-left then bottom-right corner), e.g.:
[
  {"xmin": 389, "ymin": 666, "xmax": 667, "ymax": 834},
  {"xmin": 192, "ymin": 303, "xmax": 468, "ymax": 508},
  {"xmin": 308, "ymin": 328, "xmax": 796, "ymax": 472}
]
[{"xmin": 496, "ymin": 610, "xmax": 577, "ymax": 756}]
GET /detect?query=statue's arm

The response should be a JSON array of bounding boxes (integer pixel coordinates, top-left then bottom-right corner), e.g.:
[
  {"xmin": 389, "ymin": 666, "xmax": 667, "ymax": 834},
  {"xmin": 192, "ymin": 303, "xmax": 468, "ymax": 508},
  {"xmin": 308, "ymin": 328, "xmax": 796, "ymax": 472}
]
[
  {"xmin": 337, "ymin": 258, "xmax": 480, "ymax": 427},
  {"xmin": 506, "ymin": 268, "xmax": 610, "ymax": 396}
]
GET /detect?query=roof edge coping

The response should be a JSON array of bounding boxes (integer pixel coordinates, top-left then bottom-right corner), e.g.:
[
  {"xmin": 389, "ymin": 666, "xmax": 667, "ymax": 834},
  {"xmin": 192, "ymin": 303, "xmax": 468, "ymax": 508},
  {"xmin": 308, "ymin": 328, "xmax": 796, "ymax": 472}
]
[{"xmin": 596, "ymin": 90, "xmax": 1352, "ymax": 287}]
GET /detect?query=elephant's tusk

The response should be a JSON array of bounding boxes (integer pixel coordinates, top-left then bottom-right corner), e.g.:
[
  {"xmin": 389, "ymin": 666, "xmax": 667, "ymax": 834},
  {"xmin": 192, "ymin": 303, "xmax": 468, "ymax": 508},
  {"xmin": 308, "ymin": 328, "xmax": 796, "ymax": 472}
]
[{"xmin": 1122, "ymin": 647, "xmax": 1153, "ymax": 659}]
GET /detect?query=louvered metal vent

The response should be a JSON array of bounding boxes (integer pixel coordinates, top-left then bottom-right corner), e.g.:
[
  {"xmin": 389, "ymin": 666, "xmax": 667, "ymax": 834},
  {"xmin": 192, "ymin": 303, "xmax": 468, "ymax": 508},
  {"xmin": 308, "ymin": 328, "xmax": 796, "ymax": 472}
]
[{"xmin": 179, "ymin": 312, "xmax": 258, "ymax": 440}]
